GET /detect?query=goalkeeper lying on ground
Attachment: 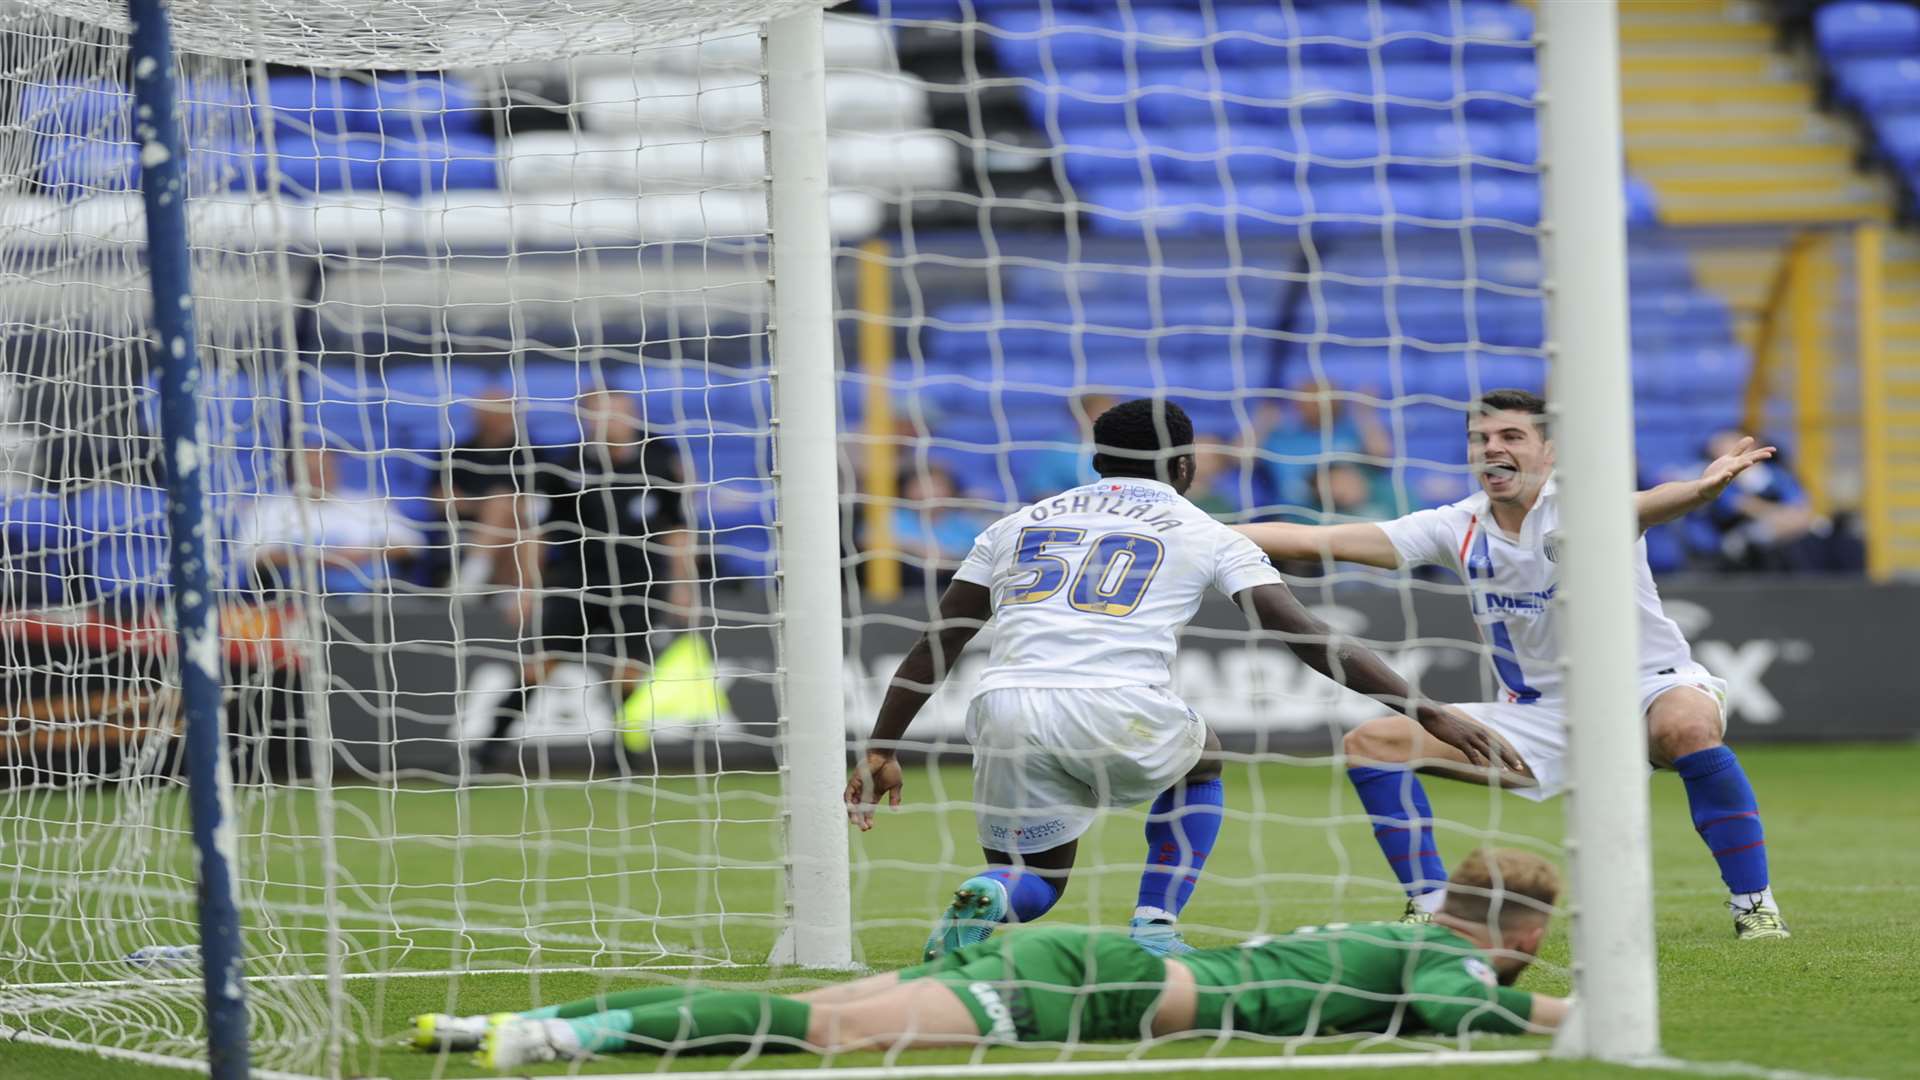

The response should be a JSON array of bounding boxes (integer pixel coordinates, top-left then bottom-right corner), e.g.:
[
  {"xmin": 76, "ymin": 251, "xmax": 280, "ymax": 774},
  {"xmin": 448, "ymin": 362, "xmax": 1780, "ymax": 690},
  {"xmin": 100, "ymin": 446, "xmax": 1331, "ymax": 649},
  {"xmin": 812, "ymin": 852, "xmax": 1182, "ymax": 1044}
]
[{"xmin": 413, "ymin": 848, "xmax": 1569, "ymax": 1070}]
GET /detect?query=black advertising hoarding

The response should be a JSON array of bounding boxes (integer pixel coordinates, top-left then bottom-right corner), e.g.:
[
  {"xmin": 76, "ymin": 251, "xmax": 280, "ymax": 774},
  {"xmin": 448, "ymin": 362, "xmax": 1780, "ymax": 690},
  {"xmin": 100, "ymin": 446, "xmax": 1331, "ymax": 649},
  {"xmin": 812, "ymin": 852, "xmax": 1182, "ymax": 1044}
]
[{"xmin": 320, "ymin": 579, "xmax": 1917, "ymax": 776}]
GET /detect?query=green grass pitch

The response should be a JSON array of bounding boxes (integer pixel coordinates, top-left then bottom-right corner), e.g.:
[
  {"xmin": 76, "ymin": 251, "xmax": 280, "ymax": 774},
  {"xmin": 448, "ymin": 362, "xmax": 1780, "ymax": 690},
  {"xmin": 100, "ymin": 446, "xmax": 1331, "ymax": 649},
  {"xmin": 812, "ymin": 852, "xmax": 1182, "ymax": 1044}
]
[{"xmin": 6, "ymin": 743, "xmax": 1915, "ymax": 1080}]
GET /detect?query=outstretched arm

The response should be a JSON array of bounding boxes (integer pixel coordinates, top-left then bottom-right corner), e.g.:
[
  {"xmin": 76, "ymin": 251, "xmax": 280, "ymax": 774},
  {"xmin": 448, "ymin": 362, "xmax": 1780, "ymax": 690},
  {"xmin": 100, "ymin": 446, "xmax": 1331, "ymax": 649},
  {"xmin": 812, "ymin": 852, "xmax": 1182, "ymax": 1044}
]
[
  {"xmin": 1238, "ymin": 581, "xmax": 1525, "ymax": 771},
  {"xmin": 1234, "ymin": 522, "xmax": 1403, "ymax": 569},
  {"xmin": 1636, "ymin": 435, "xmax": 1776, "ymax": 531},
  {"xmin": 844, "ymin": 579, "xmax": 992, "ymax": 830}
]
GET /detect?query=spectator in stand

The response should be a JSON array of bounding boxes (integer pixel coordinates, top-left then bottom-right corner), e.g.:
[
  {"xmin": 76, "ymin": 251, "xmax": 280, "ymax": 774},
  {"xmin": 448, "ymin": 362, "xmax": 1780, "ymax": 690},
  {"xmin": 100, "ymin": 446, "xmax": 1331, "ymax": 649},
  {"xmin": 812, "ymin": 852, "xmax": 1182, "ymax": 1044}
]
[
  {"xmin": 436, "ymin": 388, "xmax": 540, "ymax": 599},
  {"xmin": 473, "ymin": 390, "xmax": 697, "ymax": 773},
  {"xmin": 1319, "ymin": 462, "xmax": 1394, "ymax": 522},
  {"xmin": 1253, "ymin": 387, "xmax": 1391, "ymax": 517},
  {"xmin": 1690, "ymin": 430, "xmax": 1862, "ymax": 573},
  {"xmin": 891, "ymin": 462, "xmax": 996, "ymax": 584},
  {"xmin": 237, "ymin": 443, "xmax": 426, "ymax": 595},
  {"xmin": 1019, "ymin": 392, "xmax": 1118, "ymax": 500},
  {"xmin": 1185, "ymin": 434, "xmax": 1257, "ymax": 518}
]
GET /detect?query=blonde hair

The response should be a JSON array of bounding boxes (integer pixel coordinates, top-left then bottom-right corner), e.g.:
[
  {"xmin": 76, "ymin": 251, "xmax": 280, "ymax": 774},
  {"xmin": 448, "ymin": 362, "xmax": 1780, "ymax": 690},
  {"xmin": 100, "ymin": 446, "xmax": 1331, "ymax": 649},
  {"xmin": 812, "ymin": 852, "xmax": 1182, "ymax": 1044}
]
[{"xmin": 1441, "ymin": 848, "xmax": 1560, "ymax": 931}]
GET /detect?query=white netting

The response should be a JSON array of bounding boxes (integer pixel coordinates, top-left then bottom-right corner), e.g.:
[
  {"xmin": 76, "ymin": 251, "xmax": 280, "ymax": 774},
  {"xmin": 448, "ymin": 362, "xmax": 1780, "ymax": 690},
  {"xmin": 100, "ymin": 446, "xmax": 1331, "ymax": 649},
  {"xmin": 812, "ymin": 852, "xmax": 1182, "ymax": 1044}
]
[
  {"xmin": 15, "ymin": 0, "xmax": 836, "ymax": 68},
  {"xmin": 0, "ymin": 1, "xmax": 946, "ymax": 1074}
]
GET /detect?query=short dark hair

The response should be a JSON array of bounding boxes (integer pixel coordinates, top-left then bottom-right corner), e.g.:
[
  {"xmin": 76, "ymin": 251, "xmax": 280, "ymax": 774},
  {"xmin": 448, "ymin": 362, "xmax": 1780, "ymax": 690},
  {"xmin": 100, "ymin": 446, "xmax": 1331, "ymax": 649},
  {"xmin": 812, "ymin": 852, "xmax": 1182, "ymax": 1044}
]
[
  {"xmin": 1092, "ymin": 398, "xmax": 1193, "ymax": 480},
  {"xmin": 1474, "ymin": 388, "xmax": 1549, "ymax": 433}
]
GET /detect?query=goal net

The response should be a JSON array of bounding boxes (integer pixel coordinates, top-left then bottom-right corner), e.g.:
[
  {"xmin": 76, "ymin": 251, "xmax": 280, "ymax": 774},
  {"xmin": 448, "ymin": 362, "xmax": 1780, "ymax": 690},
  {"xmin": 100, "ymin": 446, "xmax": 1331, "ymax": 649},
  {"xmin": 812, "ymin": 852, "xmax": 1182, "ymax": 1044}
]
[{"xmin": 0, "ymin": 0, "xmax": 1655, "ymax": 1075}]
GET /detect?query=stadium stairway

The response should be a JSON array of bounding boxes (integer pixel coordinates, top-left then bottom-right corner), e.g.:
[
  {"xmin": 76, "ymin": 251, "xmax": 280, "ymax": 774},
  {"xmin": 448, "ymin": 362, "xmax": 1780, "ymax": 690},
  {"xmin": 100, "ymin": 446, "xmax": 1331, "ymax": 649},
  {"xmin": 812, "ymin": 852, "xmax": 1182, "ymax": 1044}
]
[{"xmin": 1619, "ymin": 0, "xmax": 1892, "ymax": 226}]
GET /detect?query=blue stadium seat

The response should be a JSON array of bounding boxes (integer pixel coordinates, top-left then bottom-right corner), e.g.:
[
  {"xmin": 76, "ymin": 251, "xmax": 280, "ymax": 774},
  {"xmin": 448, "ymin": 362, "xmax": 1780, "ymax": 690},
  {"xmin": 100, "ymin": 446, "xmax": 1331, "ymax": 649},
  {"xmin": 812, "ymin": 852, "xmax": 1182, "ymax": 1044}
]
[
  {"xmin": 990, "ymin": 8, "xmax": 1127, "ymax": 73},
  {"xmin": 1642, "ymin": 521, "xmax": 1687, "ymax": 574},
  {"xmin": 66, "ymin": 484, "xmax": 169, "ymax": 607},
  {"xmin": 1473, "ymin": 293, "xmax": 1546, "ymax": 347},
  {"xmin": 1632, "ymin": 292, "xmax": 1734, "ymax": 347},
  {"xmin": 180, "ymin": 79, "xmax": 254, "ymax": 143},
  {"xmin": 1628, "ymin": 245, "xmax": 1696, "ymax": 290},
  {"xmin": 1212, "ymin": 5, "xmax": 1305, "ymax": 68},
  {"xmin": 1444, "ymin": 173, "xmax": 1543, "ymax": 226},
  {"xmin": 1310, "ymin": 177, "xmax": 1404, "ymax": 220},
  {"xmin": 1387, "ymin": 116, "xmax": 1520, "ymax": 163},
  {"xmin": 1835, "ymin": 57, "xmax": 1920, "ymax": 111},
  {"xmin": 1141, "ymin": 124, "xmax": 1300, "ymax": 186},
  {"xmin": 1624, "ymin": 175, "xmax": 1661, "ymax": 225},
  {"xmin": 1023, "ymin": 68, "xmax": 1125, "ymax": 131},
  {"xmin": 367, "ymin": 74, "xmax": 488, "ymax": 138},
  {"xmin": 683, "ymin": 433, "xmax": 768, "ymax": 482},
  {"xmin": 1382, "ymin": 64, "xmax": 1456, "ymax": 107},
  {"xmin": 1369, "ymin": 3, "xmax": 1451, "ymax": 63},
  {"xmin": 1451, "ymin": 1, "xmax": 1535, "ymax": 63},
  {"xmin": 1402, "ymin": 429, "xmax": 1469, "ymax": 469},
  {"xmin": 1299, "ymin": 119, "xmax": 1385, "ymax": 163},
  {"xmin": 1287, "ymin": 347, "xmax": 1402, "ymax": 393},
  {"xmin": 1303, "ymin": 282, "xmax": 1544, "ymax": 347},
  {"xmin": 1396, "ymin": 401, "xmax": 1471, "ymax": 439},
  {"xmin": 270, "ymin": 133, "xmax": 386, "ymax": 195},
  {"xmin": 1082, "ymin": 180, "xmax": 1306, "ymax": 236},
  {"xmin": 1058, "ymin": 125, "xmax": 1148, "ymax": 189},
  {"xmin": 1413, "ymin": 353, "xmax": 1547, "ymax": 399},
  {"xmin": 1632, "ymin": 346, "xmax": 1750, "ymax": 401},
  {"xmin": 1871, "ymin": 109, "xmax": 1920, "ymax": 167},
  {"xmin": 1134, "ymin": 65, "xmax": 1296, "ymax": 128},
  {"xmin": 19, "ymin": 80, "xmax": 128, "ymax": 139},
  {"xmin": 1816, "ymin": 1, "xmax": 1920, "ymax": 59},
  {"xmin": 680, "ymin": 379, "xmax": 772, "ymax": 433},
  {"xmin": 698, "ymin": 477, "xmax": 775, "ymax": 578},
  {"xmin": 0, "ymin": 494, "xmax": 69, "ymax": 554},
  {"xmin": 379, "ymin": 133, "xmax": 499, "ymax": 195},
  {"xmin": 1129, "ymin": 7, "xmax": 1211, "ymax": 65},
  {"xmin": 1466, "ymin": 59, "xmax": 1538, "ymax": 100},
  {"xmin": 1292, "ymin": 63, "xmax": 1378, "ymax": 105},
  {"xmin": 261, "ymin": 74, "xmax": 378, "ymax": 137},
  {"xmin": 998, "ymin": 264, "xmax": 1284, "ymax": 316},
  {"xmin": 1384, "ymin": 464, "xmax": 1474, "ymax": 509},
  {"xmin": 1635, "ymin": 430, "xmax": 1706, "ymax": 474}
]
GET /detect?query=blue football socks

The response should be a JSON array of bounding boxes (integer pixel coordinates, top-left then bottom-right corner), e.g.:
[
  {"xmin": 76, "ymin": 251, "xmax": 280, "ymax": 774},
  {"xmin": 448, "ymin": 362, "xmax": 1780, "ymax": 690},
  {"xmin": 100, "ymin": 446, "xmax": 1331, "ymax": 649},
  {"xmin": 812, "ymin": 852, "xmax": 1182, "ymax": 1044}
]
[
  {"xmin": 1674, "ymin": 746, "xmax": 1770, "ymax": 897},
  {"xmin": 1348, "ymin": 766, "xmax": 1447, "ymax": 899},
  {"xmin": 1134, "ymin": 777, "xmax": 1225, "ymax": 920}
]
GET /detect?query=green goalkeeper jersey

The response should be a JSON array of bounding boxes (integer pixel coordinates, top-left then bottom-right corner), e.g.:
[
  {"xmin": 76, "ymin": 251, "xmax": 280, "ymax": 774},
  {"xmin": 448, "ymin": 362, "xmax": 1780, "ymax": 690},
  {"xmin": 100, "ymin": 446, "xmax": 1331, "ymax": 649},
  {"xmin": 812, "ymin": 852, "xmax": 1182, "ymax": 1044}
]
[{"xmin": 1178, "ymin": 921, "xmax": 1534, "ymax": 1038}]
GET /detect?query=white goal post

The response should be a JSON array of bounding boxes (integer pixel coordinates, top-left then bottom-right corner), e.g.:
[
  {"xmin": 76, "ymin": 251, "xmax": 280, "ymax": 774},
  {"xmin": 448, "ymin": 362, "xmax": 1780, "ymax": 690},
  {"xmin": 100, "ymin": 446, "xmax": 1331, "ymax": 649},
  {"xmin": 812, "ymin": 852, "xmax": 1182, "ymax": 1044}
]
[{"xmin": 1537, "ymin": 0, "xmax": 1659, "ymax": 1059}]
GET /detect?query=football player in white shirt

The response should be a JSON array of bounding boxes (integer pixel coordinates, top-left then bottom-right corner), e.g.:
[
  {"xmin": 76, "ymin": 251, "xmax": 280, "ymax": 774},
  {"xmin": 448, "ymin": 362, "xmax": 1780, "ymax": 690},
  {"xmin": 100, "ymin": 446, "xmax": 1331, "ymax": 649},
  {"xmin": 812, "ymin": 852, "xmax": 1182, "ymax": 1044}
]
[
  {"xmin": 843, "ymin": 400, "xmax": 1512, "ymax": 960},
  {"xmin": 1238, "ymin": 389, "xmax": 1789, "ymax": 940}
]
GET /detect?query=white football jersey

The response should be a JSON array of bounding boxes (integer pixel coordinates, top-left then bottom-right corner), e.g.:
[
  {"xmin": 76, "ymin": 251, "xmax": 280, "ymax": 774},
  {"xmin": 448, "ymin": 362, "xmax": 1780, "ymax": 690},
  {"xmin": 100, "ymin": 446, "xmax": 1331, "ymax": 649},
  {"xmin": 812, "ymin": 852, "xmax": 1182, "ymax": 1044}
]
[
  {"xmin": 1376, "ymin": 476, "xmax": 1695, "ymax": 703},
  {"xmin": 953, "ymin": 478, "xmax": 1284, "ymax": 692}
]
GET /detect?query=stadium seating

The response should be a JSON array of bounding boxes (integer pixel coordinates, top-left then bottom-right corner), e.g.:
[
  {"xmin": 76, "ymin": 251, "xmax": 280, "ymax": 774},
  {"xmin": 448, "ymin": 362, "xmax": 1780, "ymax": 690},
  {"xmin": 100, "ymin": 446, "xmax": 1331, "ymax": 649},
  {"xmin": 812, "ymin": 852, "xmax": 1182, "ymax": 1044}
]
[
  {"xmin": 865, "ymin": 0, "xmax": 1724, "ymax": 507},
  {"xmin": 11, "ymin": 5, "xmax": 1755, "ymax": 596},
  {"xmin": 1815, "ymin": 2, "xmax": 1920, "ymax": 203}
]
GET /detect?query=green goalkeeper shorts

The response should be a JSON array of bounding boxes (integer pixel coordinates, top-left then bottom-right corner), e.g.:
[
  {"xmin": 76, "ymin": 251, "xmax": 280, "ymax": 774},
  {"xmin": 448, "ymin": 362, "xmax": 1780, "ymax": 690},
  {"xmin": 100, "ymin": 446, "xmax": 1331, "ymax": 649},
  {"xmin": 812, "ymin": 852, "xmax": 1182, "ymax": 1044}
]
[{"xmin": 896, "ymin": 927, "xmax": 1167, "ymax": 1043}]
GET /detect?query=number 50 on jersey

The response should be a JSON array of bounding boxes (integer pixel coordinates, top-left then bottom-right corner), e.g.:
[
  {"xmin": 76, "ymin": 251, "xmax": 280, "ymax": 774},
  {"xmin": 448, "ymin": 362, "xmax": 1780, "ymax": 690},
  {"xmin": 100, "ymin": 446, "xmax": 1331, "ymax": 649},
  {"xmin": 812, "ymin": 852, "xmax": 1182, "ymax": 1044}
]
[{"xmin": 1004, "ymin": 527, "xmax": 1166, "ymax": 618}]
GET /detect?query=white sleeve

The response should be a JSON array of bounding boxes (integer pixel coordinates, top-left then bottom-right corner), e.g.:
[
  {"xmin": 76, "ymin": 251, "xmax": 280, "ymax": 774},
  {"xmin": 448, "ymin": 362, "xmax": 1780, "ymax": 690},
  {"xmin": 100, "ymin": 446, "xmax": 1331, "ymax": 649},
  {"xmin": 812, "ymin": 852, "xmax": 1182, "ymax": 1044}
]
[
  {"xmin": 1375, "ymin": 508, "xmax": 1457, "ymax": 570},
  {"xmin": 1211, "ymin": 526, "xmax": 1284, "ymax": 598},
  {"xmin": 951, "ymin": 517, "xmax": 1003, "ymax": 588}
]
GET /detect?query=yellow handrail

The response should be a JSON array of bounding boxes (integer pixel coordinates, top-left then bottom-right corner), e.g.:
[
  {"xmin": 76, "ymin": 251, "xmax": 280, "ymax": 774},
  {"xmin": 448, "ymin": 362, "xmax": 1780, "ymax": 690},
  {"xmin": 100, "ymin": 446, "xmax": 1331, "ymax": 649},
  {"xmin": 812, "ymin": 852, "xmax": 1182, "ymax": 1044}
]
[
  {"xmin": 858, "ymin": 238, "xmax": 901, "ymax": 602},
  {"xmin": 1789, "ymin": 233, "xmax": 1834, "ymax": 518},
  {"xmin": 1741, "ymin": 230, "xmax": 1811, "ymax": 439},
  {"xmin": 1856, "ymin": 224, "xmax": 1890, "ymax": 581}
]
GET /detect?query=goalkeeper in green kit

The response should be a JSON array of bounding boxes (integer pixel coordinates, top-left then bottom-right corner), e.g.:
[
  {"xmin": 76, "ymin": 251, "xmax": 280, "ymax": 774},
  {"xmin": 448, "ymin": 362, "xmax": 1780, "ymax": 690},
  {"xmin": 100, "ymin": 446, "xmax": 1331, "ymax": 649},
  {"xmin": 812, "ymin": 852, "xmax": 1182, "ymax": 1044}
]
[{"xmin": 414, "ymin": 848, "xmax": 1569, "ymax": 1069}]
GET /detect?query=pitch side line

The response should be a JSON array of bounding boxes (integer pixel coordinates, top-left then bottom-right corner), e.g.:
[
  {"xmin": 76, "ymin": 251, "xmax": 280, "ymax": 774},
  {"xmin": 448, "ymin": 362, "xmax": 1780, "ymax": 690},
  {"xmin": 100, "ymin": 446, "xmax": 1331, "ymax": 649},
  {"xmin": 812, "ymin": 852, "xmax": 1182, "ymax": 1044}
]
[
  {"xmin": 0, "ymin": 1024, "xmax": 327, "ymax": 1080},
  {"xmin": 577, "ymin": 1051, "xmax": 1546, "ymax": 1080},
  {"xmin": 1624, "ymin": 1056, "xmax": 1868, "ymax": 1080}
]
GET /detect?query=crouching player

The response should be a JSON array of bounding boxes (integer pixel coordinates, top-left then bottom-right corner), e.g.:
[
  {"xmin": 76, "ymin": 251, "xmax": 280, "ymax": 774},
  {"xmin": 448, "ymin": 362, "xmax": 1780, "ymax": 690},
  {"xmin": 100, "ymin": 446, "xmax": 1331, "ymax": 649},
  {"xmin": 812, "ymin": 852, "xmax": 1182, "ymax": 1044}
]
[{"xmin": 414, "ymin": 848, "xmax": 1568, "ymax": 1069}]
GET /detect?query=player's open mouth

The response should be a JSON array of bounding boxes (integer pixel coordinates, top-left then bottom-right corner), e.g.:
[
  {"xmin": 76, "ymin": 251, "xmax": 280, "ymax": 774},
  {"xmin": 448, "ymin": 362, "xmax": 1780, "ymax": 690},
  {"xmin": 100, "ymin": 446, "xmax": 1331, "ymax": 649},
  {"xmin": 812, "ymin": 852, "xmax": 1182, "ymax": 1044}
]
[{"xmin": 1483, "ymin": 462, "xmax": 1517, "ymax": 481}]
